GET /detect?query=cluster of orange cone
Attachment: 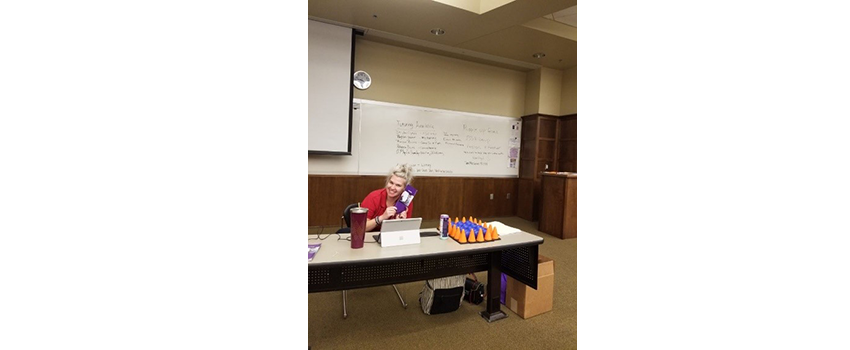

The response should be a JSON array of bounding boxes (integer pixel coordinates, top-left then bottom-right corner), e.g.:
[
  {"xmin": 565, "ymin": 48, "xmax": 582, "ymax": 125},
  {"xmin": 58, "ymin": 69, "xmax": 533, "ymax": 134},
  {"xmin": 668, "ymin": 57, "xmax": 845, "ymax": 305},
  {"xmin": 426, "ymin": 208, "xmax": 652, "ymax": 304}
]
[{"xmin": 448, "ymin": 216, "xmax": 500, "ymax": 243}]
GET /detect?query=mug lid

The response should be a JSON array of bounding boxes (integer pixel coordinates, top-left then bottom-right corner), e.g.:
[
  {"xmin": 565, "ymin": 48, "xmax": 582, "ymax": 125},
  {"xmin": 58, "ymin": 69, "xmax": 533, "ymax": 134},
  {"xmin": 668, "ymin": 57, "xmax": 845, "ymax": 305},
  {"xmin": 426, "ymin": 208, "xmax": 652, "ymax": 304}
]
[{"xmin": 351, "ymin": 207, "xmax": 368, "ymax": 214}]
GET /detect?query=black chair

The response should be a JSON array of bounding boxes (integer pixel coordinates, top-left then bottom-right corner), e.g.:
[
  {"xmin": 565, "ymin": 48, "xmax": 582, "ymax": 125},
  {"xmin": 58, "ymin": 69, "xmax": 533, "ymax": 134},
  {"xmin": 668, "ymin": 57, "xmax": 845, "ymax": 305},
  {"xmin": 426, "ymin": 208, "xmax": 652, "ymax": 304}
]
[
  {"xmin": 335, "ymin": 203, "xmax": 359, "ymax": 234},
  {"xmin": 336, "ymin": 202, "xmax": 407, "ymax": 318}
]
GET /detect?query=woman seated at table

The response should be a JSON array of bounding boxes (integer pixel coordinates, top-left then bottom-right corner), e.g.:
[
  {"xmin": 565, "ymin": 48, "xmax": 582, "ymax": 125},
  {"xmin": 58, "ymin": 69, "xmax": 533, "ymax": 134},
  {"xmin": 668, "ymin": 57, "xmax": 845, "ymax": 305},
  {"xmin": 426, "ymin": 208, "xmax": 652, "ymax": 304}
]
[{"xmin": 362, "ymin": 164, "xmax": 414, "ymax": 232}]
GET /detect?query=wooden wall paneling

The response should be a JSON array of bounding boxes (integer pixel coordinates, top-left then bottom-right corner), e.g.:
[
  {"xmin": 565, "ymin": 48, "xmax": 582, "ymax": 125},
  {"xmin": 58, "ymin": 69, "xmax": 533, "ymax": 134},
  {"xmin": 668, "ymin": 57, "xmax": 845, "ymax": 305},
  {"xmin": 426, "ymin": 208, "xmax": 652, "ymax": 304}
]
[
  {"xmin": 519, "ymin": 159, "xmax": 536, "ymax": 179},
  {"xmin": 564, "ymin": 115, "xmax": 577, "ymax": 173},
  {"xmin": 308, "ymin": 175, "xmax": 356, "ymax": 228},
  {"xmin": 519, "ymin": 116, "xmax": 537, "ymax": 181},
  {"xmin": 556, "ymin": 115, "xmax": 577, "ymax": 173},
  {"xmin": 564, "ymin": 140, "xmax": 577, "ymax": 172},
  {"xmin": 564, "ymin": 177, "xmax": 577, "ymax": 238},
  {"xmin": 535, "ymin": 159, "xmax": 550, "ymax": 176},
  {"xmin": 538, "ymin": 117, "xmax": 558, "ymax": 139},
  {"xmin": 493, "ymin": 177, "xmax": 518, "ymax": 217},
  {"xmin": 411, "ymin": 177, "xmax": 464, "ymax": 221},
  {"xmin": 518, "ymin": 114, "xmax": 541, "ymax": 221},
  {"xmin": 520, "ymin": 139, "xmax": 537, "ymax": 160},
  {"xmin": 517, "ymin": 178, "xmax": 535, "ymax": 221},
  {"xmin": 310, "ymin": 176, "xmax": 522, "ymax": 227},
  {"xmin": 352, "ymin": 176, "xmax": 385, "ymax": 204},
  {"xmin": 556, "ymin": 142, "xmax": 575, "ymax": 171},
  {"xmin": 538, "ymin": 175, "xmax": 566, "ymax": 237},
  {"xmin": 532, "ymin": 179, "xmax": 541, "ymax": 221},
  {"xmin": 462, "ymin": 178, "xmax": 495, "ymax": 219},
  {"xmin": 557, "ymin": 141, "xmax": 571, "ymax": 171},
  {"xmin": 537, "ymin": 139, "xmax": 556, "ymax": 163},
  {"xmin": 522, "ymin": 117, "xmax": 537, "ymax": 140},
  {"xmin": 565, "ymin": 117, "xmax": 577, "ymax": 138},
  {"xmin": 554, "ymin": 117, "xmax": 562, "ymax": 172}
]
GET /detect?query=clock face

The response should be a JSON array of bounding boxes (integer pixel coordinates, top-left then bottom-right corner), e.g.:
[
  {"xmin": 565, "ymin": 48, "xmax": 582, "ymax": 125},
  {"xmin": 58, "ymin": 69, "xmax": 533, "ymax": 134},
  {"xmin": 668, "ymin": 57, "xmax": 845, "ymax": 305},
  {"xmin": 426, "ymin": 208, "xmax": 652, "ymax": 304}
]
[{"xmin": 353, "ymin": 70, "xmax": 371, "ymax": 90}]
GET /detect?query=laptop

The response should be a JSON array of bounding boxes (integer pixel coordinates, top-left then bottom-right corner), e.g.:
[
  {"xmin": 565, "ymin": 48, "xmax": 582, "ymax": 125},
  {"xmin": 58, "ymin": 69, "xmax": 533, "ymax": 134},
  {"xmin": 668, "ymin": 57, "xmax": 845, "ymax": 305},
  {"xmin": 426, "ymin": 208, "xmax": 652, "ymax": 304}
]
[{"xmin": 373, "ymin": 217, "xmax": 422, "ymax": 247}]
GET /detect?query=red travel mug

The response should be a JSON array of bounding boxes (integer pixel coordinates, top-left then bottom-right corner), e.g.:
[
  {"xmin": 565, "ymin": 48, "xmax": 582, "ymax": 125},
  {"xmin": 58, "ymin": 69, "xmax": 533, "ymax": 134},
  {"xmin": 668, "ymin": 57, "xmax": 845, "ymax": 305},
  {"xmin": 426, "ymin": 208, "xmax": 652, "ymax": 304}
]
[{"xmin": 350, "ymin": 207, "xmax": 368, "ymax": 249}]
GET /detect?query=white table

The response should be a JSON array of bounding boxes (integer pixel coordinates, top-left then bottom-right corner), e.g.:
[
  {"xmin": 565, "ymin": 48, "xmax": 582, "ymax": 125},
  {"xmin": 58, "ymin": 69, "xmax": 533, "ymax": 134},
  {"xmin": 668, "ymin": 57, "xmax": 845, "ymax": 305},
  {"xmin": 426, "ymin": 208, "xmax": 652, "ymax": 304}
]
[{"xmin": 308, "ymin": 229, "xmax": 544, "ymax": 322}]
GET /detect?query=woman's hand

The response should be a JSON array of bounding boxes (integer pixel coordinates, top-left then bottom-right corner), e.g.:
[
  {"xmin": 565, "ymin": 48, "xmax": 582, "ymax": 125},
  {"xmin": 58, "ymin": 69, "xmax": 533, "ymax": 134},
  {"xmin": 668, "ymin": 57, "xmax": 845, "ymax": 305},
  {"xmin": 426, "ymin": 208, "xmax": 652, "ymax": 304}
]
[
  {"xmin": 398, "ymin": 210, "xmax": 408, "ymax": 219},
  {"xmin": 383, "ymin": 206, "xmax": 398, "ymax": 220}
]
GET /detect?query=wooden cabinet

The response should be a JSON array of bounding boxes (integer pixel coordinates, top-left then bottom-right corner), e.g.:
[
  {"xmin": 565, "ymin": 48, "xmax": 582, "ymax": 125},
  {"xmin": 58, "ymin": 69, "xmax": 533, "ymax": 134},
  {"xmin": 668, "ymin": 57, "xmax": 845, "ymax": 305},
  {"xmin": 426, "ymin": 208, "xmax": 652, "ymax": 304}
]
[
  {"xmin": 518, "ymin": 114, "xmax": 558, "ymax": 221},
  {"xmin": 538, "ymin": 172, "xmax": 577, "ymax": 239},
  {"xmin": 556, "ymin": 115, "xmax": 577, "ymax": 173},
  {"xmin": 518, "ymin": 114, "xmax": 577, "ymax": 222}
]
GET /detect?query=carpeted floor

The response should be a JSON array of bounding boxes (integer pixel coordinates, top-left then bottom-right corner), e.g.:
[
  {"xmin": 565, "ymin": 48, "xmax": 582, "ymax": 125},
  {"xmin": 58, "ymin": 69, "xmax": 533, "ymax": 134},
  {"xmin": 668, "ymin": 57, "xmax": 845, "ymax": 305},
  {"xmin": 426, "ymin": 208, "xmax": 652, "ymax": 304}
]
[{"xmin": 307, "ymin": 216, "xmax": 577, "ymax": 349}]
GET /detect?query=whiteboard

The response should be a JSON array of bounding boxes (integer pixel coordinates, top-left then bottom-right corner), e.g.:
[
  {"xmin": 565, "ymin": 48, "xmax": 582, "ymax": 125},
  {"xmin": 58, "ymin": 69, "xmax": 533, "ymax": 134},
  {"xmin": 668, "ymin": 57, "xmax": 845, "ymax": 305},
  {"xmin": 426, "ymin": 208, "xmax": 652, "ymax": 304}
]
[{"xmin": 357, "ymin": 100, "xmax": 521, "ymax": 177}]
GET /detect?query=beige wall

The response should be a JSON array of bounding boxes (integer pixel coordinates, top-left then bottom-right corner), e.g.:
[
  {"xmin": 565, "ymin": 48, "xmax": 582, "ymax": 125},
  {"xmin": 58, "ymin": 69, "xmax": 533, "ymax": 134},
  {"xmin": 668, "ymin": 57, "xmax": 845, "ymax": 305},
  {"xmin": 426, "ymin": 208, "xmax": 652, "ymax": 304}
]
[
  {"xmin": 523, "ymin": 69, "xmax": 541, "ymax": 116},
  {"xmin": 310, "ymin": 38, "xmax": 528, "ymax": 175},
  {"xmin": 309, "ymin": 37, "xmax": 577, "ymax": 175},
  {"xmin": 560, "ymin": 66, "xmax": 577, "ymax": 115},
  {"xmin": 539, "ymin": 67, "xmax": 563, "ymax": 115},
  {"xmin": 353, "ymin": 39, "xmax": 527, "ymax": 117},
  {"xmin": 524, "ymin": 67, "xmax": 569, "ymax": 116}
]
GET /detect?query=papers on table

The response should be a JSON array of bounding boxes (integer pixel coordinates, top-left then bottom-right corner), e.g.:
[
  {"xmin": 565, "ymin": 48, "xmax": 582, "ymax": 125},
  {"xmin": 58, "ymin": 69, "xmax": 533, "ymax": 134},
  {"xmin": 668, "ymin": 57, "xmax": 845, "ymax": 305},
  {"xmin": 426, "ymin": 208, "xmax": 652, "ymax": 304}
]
[{"xmin": 486, "ymin": 221, "xmax": 521, "ymax": 236}]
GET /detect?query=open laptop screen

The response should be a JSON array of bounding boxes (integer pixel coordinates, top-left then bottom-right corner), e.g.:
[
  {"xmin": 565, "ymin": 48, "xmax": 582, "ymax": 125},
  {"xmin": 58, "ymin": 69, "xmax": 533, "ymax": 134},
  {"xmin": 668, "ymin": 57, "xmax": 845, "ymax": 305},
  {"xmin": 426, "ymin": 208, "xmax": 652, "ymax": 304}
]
[
  {"xmin": 381, "ymin": 218, "xmax": 422, "ymax": 233},
  {"xmin": 373, "ymin": 218, "xmax": 422, "ymax": 244}
]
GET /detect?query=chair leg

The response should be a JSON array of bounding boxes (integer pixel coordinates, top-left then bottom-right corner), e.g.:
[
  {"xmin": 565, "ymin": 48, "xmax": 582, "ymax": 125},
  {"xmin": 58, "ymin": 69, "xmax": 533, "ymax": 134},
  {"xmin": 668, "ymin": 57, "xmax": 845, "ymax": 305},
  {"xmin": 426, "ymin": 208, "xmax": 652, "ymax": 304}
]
[
  {"xmin": 392, "ymin": 284, "xmax": 408, "ymax": 308},
  {"xmin": 342, "ymin": 290, "xmax": 348, "ymax": 319}
]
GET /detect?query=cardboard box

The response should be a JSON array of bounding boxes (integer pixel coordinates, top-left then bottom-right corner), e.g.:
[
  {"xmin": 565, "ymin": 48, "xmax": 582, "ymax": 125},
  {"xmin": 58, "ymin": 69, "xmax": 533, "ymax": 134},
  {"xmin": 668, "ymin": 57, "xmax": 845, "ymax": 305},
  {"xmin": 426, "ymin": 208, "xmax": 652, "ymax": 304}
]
[{"xmin": 505, "ymin": 254, "xmax": 554, "ymax": 319}]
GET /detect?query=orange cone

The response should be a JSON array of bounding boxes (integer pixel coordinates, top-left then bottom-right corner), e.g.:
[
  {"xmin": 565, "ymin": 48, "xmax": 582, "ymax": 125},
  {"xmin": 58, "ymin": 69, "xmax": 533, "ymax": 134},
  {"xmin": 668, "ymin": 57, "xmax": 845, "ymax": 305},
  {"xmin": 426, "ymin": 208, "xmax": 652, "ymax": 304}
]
[
  {"xmin": 458, "ymin": 229, "xmax": 467, "ymax": 243},
  {"xmin": 462, "ymin": 217, "xmax": 467, "ymax": 223},
  {"xmin": 476, "ymin": 230, "xmax": 485, "ymax": 242},
  {"xmin": 484, "ymin": 229, "xmax": 493, "ymax": 241},
  {"xmin": 491, "ymin": 227, "xmax": 499, "ymax": 240}
]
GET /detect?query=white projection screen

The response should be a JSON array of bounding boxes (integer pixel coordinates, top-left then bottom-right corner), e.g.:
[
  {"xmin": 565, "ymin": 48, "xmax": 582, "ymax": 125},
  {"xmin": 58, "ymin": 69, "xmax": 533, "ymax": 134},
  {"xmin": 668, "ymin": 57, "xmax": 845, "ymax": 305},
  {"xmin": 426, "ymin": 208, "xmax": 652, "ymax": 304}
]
[{"xmin": 308, "ymin": 19, "xmax": 355, "ymax": 155}]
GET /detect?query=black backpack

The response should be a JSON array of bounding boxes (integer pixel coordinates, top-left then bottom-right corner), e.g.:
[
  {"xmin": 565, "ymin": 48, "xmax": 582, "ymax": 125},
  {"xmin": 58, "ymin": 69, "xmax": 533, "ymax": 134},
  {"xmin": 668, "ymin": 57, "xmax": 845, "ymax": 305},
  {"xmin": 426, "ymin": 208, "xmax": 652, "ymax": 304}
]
[
  {"xmin": 419, "ymin": 275, "xmax": 465, "ymax": 315},
  {"xmin": 464, "ymin": 273, "xmax": 486, "ymax": 305}
]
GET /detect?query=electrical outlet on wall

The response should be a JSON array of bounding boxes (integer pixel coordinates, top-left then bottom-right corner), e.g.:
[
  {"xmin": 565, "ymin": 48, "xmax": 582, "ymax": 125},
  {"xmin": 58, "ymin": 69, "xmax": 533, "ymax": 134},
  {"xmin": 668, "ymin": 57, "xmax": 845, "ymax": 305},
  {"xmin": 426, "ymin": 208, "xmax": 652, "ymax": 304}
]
[
  {"xmin": 507, "ymin": 193, "xmax": 510, "ymax": 199},
  {"xmin": 490, "ymin": 193, "xmax": 493, "ymax": 200}
]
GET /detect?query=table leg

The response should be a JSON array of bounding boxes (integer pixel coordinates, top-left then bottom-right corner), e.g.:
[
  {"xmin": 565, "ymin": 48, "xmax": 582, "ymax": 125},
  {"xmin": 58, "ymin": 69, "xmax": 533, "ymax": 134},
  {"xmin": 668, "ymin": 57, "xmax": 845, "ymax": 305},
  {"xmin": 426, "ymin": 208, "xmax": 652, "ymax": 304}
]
[{"xmin": 479, "ymin": 250, "xmax": 508, "ymax": 322}]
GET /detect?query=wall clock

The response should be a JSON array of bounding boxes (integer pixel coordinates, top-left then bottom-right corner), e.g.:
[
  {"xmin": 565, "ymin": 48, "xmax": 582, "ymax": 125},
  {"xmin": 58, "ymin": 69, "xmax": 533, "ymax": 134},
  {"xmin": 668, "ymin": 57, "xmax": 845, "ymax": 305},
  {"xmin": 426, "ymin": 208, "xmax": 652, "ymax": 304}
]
[{"xmin": 353, "ymin": 70, "xmax": 371, "ymax": 90}]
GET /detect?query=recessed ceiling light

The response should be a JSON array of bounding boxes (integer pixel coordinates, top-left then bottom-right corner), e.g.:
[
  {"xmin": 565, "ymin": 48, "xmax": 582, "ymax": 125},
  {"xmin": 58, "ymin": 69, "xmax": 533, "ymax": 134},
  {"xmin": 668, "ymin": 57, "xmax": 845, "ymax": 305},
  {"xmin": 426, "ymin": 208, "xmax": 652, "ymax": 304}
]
[
  {"xmin": 533, "ymin": 52, "xmax": 546, "ymax": 59},
  {"xmin": 430, "ymin": 28, "xmax": 445, "ymax": 35}
]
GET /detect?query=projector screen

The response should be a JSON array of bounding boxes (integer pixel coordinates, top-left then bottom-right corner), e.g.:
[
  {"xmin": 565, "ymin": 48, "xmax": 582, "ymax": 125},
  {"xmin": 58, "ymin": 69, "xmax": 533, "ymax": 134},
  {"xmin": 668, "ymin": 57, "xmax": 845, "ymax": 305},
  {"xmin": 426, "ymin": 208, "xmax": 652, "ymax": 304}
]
[{"xmin": 308, "ymin": 19, "xmax": 355, "ymax": 155}]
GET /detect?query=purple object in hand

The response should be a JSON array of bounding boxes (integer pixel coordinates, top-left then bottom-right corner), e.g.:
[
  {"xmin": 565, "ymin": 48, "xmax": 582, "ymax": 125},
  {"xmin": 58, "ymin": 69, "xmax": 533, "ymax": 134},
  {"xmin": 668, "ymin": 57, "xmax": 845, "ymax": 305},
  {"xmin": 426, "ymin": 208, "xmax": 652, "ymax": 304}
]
[{"xmin": 394, "ymin": 184, "xmax": 418, "ymax": 212}]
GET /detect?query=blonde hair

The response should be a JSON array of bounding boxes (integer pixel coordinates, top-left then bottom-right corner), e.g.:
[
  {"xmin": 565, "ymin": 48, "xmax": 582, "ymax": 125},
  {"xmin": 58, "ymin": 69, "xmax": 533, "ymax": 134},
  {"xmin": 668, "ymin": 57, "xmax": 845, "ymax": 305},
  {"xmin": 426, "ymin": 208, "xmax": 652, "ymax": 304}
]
[{"xmin": 387, "ymin": 163, "xmax": 414, "ymax": 185}]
